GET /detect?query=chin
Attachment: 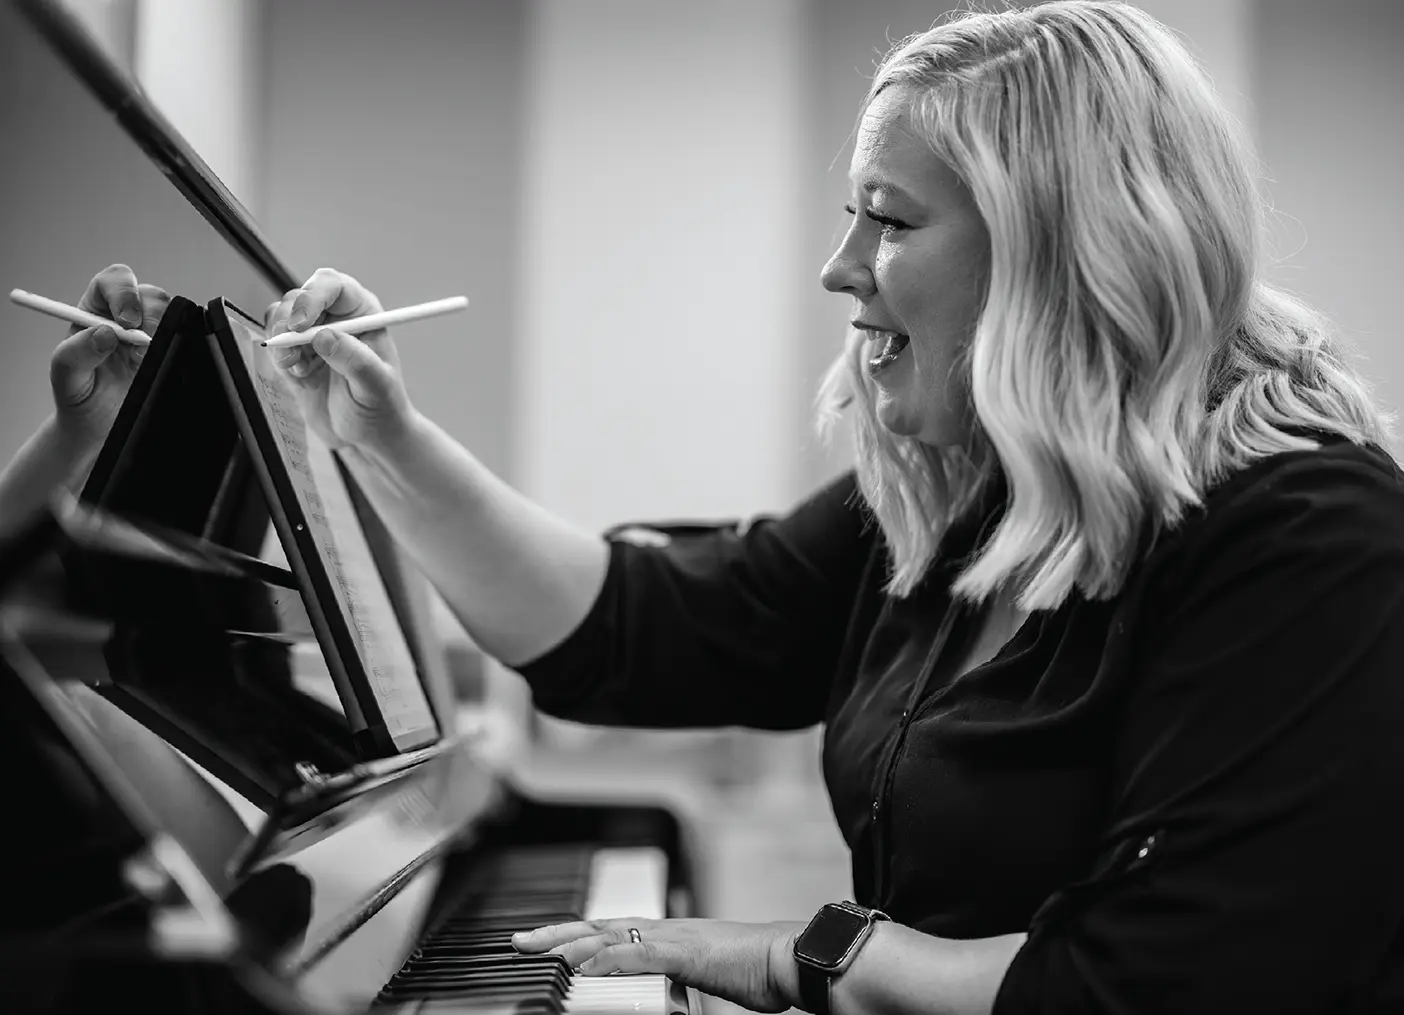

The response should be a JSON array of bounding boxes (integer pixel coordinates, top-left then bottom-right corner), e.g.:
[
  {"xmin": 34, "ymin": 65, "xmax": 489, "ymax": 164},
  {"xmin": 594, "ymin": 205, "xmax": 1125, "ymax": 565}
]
[
  {"xmin": 874, "ymin": 392, "xmax": 918, "ymax": 436},
  {"xmin": 875, "ymin": 394, "xmax": 966, "ymax": 448}
]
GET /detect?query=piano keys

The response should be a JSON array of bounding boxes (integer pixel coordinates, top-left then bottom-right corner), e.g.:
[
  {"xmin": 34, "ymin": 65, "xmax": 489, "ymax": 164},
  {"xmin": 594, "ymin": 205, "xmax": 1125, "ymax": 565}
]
[{"xmin": 372, "ymin": 845, "xmax": 679, "ymax": 1015}]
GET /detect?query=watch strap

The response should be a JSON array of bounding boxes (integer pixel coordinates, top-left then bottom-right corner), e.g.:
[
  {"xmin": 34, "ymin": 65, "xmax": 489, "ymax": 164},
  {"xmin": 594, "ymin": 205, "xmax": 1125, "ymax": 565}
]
[{"xmin": 796, "ymin": 954, "xmax": 832, "ymax": 1015}]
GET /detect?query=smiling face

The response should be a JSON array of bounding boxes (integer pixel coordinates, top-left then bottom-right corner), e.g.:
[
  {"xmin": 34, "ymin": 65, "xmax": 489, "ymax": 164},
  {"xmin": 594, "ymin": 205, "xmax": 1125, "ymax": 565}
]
[{"xmin": 821, "ymin": 85, "xmax": 991, "ymax": 447}]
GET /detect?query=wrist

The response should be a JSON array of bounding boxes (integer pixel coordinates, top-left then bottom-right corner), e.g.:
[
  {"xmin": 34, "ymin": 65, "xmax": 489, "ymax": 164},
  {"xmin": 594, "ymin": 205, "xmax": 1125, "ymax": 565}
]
[
  {"xmin": 340, "ymin": 405, "xmax": 430, "ymax": 487},
  {"xmin": 768, "ymin": 922, "xmax": 805, "ymax": 1010},
  {"xmin": 45, "ymin": 413, "xmax": 104, "ymax": 491}
]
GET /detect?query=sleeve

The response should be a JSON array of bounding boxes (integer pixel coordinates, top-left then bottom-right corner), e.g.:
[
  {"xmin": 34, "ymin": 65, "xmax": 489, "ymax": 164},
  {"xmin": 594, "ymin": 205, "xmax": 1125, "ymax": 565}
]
[
  {"xmin": 994, "ymin": 450, "xmax": 1404, "ymax": 1014},
  {"xmin": 512, "ymin": 470, "xmax": 875, "ymax": 731}
]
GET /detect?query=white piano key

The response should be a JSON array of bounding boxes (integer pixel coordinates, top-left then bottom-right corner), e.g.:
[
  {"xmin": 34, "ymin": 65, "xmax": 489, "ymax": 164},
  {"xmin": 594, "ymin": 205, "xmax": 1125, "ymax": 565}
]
[
  {"xmin": 564, "ymin": 973, "xmax": 670, "ymax": 1015},
  {"xmin": 583, "ymin": 847, "xmax": 668, "ymax": 921}
]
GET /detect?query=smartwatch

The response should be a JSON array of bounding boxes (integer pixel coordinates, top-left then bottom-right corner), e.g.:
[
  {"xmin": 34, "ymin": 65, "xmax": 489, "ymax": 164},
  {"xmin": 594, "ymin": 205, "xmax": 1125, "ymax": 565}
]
[{"xmin": 792, "ymin": 901, "xmax": 890, "ymax": 1015}]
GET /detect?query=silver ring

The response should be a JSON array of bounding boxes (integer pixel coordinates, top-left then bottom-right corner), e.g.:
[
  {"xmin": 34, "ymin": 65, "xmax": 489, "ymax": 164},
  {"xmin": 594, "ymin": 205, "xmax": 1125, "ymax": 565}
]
[{"xmin": 628, "ymin": 927, "xmax": 642, "ymax": 945}]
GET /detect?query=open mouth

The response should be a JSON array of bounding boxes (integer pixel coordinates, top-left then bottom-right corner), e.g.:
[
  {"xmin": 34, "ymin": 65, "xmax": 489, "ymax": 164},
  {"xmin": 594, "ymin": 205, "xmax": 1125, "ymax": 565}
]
[{"xmin": 866, "ymin": 331, "xmax": 911, "ymax": 375}]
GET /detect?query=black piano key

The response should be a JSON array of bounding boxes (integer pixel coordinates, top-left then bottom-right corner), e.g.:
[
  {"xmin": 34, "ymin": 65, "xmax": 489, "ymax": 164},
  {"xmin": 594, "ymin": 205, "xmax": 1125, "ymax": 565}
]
[
  {"xmin": 417, "ymin": 933, "xmax": 518, "ymax": 947},
  {"xmin": 384, "ymin": 971, "xmax": 568, "ymax": 994},
  {"xmin": 400, "ymin": 956, "xmax": 572, "ymax": 980},
  {"xmin": 403, "ymin": 966, "xmax": 572, "ymax": 988},
  {"xmin": 384, "ymin": 977, "xmax": 564, "ymax": 999},
  {"xmin": 412, "ymin": 943, "xmax": 527, "ymax": 958},
  {"xmin": 403, "ymin": 953, "xmax": 568, "ymax": 969}
]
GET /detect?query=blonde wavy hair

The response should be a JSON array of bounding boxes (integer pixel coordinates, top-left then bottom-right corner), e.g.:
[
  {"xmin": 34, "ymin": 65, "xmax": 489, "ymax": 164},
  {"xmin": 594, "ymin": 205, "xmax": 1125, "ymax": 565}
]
[{"xmin": 816, "ymin": 0, "xmax": 1397, "ymax": 608}]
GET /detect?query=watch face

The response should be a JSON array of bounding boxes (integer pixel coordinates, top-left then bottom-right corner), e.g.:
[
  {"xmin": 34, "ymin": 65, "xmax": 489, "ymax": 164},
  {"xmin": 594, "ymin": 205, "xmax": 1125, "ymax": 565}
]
[{"xmin": 794, "ymin": 905, "xmax": 871, "ymax": 968}]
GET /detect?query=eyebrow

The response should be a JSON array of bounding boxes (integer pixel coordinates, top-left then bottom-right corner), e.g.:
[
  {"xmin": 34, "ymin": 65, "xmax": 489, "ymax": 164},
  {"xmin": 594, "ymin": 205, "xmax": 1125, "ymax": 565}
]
[{"xmin": 850, "ymin": 177, "xmax": 919, "ymax": 204}]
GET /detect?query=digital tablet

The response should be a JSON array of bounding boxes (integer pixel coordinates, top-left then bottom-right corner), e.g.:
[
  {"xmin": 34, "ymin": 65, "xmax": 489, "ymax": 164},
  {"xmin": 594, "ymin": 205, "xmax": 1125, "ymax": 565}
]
[{"xmin": 203, "ymin": 298, "xmax": 440, "ymax": 757}]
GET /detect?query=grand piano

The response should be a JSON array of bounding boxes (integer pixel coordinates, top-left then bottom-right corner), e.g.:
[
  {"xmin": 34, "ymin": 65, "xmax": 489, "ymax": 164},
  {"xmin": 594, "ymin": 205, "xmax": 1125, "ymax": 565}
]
[{"xmin": 0, "ymin": 3, "xmax": 700, "ymax": 1012}]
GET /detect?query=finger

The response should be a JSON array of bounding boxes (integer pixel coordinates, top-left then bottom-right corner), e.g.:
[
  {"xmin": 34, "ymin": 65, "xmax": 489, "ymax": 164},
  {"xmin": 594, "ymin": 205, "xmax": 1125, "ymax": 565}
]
[
  {"xmin": 136, "ymin": 283, "xmax": 171, "ymax": 336},
  {"xmin": 512, "ymin": 919, "xmax": 626, "ymax": 953},
  {"xmin": 76, "ymin": 263, "xmax": 143, "ymax": 332},
  {"xmin": 266, "ymin": 292, "xmax": 299, "ymax": 338},
  {"xmin": 267, "ymin": 294, "xmax": 317, "ymax": 374},
  {"xmin": 288, "ymin": 267, "xmax": 379, "ymax": 332},
  {"xmin": 310, "ymin": 327, "xmax": 396, "ymax": 408},
  {"xmin": 544, "ymin": 933, "xmax": 616, "ymax": 970},
  {"xmin": 51, "ymin": 326, "xmax": 119, "ymax": 406},
  {"xmin": 266, "ymin": 297, "xmax": 289, "ymax": 336},
  {"xmin": 579, "ymin": 939, "xmax": 677, "ymax": 978}
]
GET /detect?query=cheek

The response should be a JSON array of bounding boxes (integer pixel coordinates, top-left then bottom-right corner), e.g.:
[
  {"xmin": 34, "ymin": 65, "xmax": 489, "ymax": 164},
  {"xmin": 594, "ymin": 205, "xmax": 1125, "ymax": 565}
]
[{"xmin": 912, "ymin": 333, "xmax": 968, "ymax": 404}]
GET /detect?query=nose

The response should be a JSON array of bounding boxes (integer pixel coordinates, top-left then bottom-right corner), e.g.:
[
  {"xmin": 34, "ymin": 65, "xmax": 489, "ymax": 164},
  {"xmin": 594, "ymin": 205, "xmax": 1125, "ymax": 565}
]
[{"xmin": 820, "ymin": 227, "xmax": 875, "ymax": 298}]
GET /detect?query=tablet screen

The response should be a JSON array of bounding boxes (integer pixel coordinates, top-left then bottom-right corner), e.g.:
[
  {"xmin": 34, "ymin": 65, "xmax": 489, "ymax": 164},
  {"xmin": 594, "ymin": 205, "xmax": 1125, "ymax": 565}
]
[{"xmin": 224, "ymin": 307, "xmax": 439, "ymax": 753}]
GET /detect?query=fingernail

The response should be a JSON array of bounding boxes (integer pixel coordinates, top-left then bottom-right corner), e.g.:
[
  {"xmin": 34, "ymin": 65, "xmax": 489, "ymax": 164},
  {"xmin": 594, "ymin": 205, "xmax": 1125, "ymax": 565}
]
[
  {"xmin": 119, "ymin": 308, "xmax": 141, "ymax": 327},
  {"xmin": 91, "ymin": 326, "xmax": 116, "ymax": 351},
  {"xmin": 288, "ymin": 310, "xmax": 308, "ymax": 330},
  {"xmin": 312, "ymin": 329, "xmax": 337, "ymax": 355}
]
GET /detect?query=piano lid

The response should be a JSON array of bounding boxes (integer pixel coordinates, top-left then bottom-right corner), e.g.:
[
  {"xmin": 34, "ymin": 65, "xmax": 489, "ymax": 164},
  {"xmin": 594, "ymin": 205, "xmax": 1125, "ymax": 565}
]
[{"xmin": 0, "ymin": 497, "xmax": 509, "ymax": 996}]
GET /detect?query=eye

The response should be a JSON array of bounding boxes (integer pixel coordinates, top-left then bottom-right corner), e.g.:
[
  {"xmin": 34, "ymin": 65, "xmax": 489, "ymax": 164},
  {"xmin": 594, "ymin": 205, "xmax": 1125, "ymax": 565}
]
[
  {"xmin": 841, "ymin": 203, "xmax": 910, "ymax": 236},
  {"xmin": 865, "ymin": 209, "xmax": 911, "ymax": 235}
]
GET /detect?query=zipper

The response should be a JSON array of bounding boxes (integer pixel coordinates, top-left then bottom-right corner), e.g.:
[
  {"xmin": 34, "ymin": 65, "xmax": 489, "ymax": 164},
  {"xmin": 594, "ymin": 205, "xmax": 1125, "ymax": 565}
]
[{"xmin": 869, "ymin": 597, "xmax": 966, "ymax": 905}]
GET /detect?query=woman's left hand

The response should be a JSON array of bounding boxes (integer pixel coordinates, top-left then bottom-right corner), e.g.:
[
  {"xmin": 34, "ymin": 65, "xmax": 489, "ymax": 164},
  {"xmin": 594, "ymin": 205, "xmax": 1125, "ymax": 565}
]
[{"xmin": 512, "ymin": 917, "xmax": 807, "ymax": 1013}]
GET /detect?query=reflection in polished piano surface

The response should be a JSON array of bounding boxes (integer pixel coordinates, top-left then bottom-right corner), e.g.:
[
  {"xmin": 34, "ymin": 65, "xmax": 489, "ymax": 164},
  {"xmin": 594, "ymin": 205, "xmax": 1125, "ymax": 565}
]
[{"xmin": 0, "ymin": 497, "xmax": 700, "ymax": 1015}]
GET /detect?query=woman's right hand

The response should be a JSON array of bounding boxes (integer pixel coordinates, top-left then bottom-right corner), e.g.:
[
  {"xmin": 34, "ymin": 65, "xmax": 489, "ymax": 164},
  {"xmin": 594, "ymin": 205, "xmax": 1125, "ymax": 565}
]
[
  {"xmin": 51, "ymin": 263, "xmax": 169, "ymax": 449},
  {"xmin": 265, "ymin": 267, "xmax": 415, "ymax": 452}
]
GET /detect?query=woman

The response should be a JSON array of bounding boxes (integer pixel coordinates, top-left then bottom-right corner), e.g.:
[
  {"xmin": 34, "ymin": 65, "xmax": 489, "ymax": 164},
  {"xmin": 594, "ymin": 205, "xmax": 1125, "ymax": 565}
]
[
  {"xmin": 35, "ymin": 0, "xmax": 1404, "ymax": 1009},
  {"xmin": 0, "ymin": 264, "xmax": 167, "ymax": 524}
]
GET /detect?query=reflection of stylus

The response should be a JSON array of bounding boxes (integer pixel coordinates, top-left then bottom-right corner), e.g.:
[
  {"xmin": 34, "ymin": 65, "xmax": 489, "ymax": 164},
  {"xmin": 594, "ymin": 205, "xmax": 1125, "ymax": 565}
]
[
  {"xmin": 8, "ymin": 288, "xmax": 153, "ymax": 346},
  {"xmin": 260, "ymin": 295, "xmax": 469, "ymax": 349}
]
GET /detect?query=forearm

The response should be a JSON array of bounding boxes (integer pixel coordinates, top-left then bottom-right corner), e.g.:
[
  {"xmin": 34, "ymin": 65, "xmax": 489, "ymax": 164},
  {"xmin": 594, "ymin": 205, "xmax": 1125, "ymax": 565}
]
[
  {"xmin": 339, "ymin": 409, "xmax": 610, "ymax": 668},
  {"xmin": 783, "ymin": 924, "xmax": 1027, "ymax": 1015},
  {"xmin": 0, "ymin": 414, "xmax": 99, "ymax": 526}
]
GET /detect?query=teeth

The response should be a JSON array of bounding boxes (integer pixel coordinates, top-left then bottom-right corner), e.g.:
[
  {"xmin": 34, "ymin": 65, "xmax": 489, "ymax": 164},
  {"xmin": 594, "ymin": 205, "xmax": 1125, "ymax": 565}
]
[{"xmin": 866, "ymin": 330, "xmax": 910, "ymax": 374}]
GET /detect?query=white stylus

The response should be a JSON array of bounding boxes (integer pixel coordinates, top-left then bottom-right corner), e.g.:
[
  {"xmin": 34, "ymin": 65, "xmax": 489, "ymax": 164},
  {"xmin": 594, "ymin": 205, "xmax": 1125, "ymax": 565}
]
[
  {"xmin": 260, "ymin": 295, "xmax": 469, "ymax": 349},
  {"xmin": 9, "ymin": 288, "xmax": 153, "ymax": 346}
]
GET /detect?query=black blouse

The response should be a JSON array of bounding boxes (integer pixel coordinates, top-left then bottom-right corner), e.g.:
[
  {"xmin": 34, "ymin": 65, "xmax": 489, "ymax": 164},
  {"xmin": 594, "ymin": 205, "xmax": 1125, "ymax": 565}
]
[{"xmin": 515, "ymin": 433, "xmax": 1404, "ymax": 1013}]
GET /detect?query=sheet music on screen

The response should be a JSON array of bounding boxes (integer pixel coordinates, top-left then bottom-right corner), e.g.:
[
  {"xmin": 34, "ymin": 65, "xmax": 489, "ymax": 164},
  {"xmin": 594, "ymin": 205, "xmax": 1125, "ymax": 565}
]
[{"xmin": 226, "ymin": 312, "xmax": 438, "ymax": 752}]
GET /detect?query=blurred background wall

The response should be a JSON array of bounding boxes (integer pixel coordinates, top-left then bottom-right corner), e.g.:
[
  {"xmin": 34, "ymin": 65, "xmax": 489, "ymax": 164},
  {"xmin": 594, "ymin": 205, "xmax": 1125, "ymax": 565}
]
[
  {"xmin": 8, "ymin": 0, "xmax": 1403, "ymax": 945},
  {"xmin": 32, "ymin": 0, "xmax": 1401, "ymax": 521}
]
